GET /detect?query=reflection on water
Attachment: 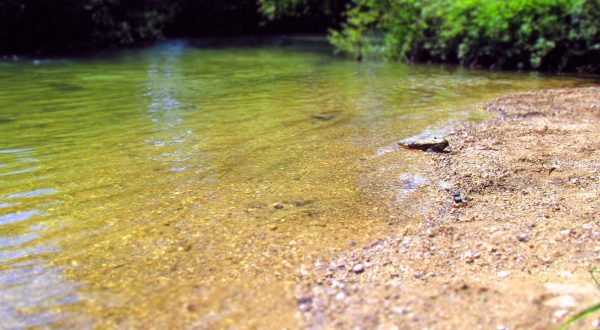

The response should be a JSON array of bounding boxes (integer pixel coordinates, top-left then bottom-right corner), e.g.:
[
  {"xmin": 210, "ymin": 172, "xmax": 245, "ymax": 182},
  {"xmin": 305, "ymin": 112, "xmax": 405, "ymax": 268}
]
[
  {"xmin": 0, "ymin": 41, "xmax": 589, "ymax": 328},
  {"xmin": 0, "ymin": 260, "xmax": 82, "ymax": 329},
  {"xmin": 145, "ymin": 44, "xmax": 198, "ymax": 175},
  {"xmin": 0, "ymin": 147, "xmax": 83, "ymax": 328}
]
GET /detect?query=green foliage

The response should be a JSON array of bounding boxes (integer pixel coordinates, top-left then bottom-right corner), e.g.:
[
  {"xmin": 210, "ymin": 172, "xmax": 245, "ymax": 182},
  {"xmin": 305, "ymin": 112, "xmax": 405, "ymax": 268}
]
[
  {"xmin": 558, "ymin": 267, "xmax": 600, "ymax": 330},
  {"xmin": 330, "ymin": 0, "xmax": 600, "ymax": 72},
  {"xmin": 84, "ymin": 0, "xmax": 177, "ymax": 45},
  {"xmin": 258, "ymin": 0, "xmax": 345, "ymax": 20}
]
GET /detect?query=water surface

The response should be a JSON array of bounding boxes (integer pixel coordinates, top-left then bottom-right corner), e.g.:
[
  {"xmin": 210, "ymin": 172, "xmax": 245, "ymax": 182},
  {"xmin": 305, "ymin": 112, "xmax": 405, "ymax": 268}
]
[{"xmin": 0, "ymin": 41, "xmax": 587, "ymax": 328}]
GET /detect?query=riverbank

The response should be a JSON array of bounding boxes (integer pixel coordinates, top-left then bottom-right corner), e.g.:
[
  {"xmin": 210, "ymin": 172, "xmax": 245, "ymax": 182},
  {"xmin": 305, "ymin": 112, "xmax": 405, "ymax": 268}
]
[{"xmin": 297, "ymin": 87, "xmax": 600, "ymax": 329}]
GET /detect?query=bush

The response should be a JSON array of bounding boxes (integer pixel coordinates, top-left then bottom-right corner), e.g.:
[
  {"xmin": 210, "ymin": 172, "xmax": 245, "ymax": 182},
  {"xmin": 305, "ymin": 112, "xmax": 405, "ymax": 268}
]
[
  {"xmin": 257, "ymin": 0, "xmax": 349, "ymax": 33},
  {"xmin": 330, "ymin": 0, "xmax": 600, "ymax": 72}
]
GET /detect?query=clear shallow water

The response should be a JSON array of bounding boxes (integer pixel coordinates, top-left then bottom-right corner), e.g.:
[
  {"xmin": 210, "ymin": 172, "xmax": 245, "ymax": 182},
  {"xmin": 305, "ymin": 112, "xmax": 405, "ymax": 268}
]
[{"xmin": 0, "ymin": 41, "xmax": 588, "ymax": 328}]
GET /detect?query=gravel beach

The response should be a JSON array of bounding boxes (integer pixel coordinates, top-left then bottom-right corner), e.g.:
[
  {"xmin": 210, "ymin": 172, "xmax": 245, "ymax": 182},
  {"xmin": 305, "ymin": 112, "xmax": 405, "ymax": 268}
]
[{"xmin": 297, "ymin": 87, "xmax": 600, "ymax": 329}]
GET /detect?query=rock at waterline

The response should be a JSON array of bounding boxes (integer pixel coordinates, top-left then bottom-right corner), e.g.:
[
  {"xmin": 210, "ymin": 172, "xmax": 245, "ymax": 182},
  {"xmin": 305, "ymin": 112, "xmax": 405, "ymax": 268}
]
[
  {"xmin": 312, "ymin": 113, "xmax": 336, "ymax": 121},
  {"xmin": 398, "ymin": 138, "xmax": 449, "ymax": 152}
]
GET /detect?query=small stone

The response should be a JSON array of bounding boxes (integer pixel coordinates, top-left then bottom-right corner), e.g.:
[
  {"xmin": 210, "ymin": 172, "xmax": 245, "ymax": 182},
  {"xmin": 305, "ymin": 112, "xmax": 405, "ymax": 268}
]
[
  {"xmin": 273, "ymin": 203, "xmax": 284, "ymax": 210},
  {"xmin": 560, "ymin": 229, "xmax": 571, "ymax": 236},
  {"xmin": 463, "ymin": 251, "xmax": 480, "ymax": 263},
  {"xmin": 297, "ymin": 296, "xmax": 312, "ymax": 305},
  {"xmin": 516, "ymin": 233, "xmax": 529, "ymax": 242},
  {"xmin": 392, "ymin": 307, "xmax": 409, "ymax": 315},
  {"xmin": 297, "ymin": 296, "xmax": 312, "ymax": 312},
  {"xmin": 335, "ymin": 292, "xmax": 347, "ymax": 300},
  {"xmin": 186, "ymin": 303, "xmax": 198, "ymax": 313},
  {"xmin": 268, "ymin": 224, "xmax": 278, "ymax": 230},
  {"xmin": 454, "ymin": 195, "xmax": 463, "ymax": 203},
  {"xmin": 553, "ymin": 309, "xmax": 568, "ymax": 319},
  {"xmin": 497, "ymin": 271, "xmax": 510, "ymax": 278},
  {"xmin": 545, "ymin": 295, "xmax": 577, "ymax": 308},
  {"xmin": 352, "ymin": 264, "xmax": 365, "ymax": 274}
]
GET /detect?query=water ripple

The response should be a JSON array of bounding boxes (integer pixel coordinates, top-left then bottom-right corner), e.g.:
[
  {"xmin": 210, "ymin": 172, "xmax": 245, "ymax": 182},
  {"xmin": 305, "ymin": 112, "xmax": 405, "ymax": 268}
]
[
  {"xmin": 0, "ymin": 210, "xmax": 40, "ymax": 226},
  {"xmin": 4, "ymin": 189, "xmax": 58, "ymax": 199},
  {"xmin": 0, "ymin": 233, "xmax": 39, "ymax": 249}
]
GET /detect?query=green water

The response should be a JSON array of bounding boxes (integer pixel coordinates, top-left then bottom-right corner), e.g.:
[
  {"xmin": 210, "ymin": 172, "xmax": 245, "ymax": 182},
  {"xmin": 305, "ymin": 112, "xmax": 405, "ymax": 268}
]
[{"xmin": 0, "ymin": 41, "xmax": 587, "ymax": 328}]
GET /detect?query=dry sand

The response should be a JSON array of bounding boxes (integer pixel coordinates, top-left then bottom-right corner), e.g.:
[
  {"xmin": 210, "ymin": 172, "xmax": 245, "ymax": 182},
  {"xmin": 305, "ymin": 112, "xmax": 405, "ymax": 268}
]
[{"xmin": 297, "ymin": 87, "xmax": 600, "ymax": 329}]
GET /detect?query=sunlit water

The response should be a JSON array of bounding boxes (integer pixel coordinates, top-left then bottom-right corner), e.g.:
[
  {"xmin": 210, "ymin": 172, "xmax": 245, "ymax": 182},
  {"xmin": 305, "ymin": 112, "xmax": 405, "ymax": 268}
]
[{"xmin": 0, "ymin": 41, "xmax": 589, "ymax": 328}]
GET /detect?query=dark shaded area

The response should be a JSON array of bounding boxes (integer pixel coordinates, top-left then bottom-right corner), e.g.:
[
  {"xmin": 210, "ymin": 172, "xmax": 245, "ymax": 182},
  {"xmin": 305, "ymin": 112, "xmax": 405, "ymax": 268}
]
[
  {"xmin": 165, "ymin": 0, "xmax": 261, "ymax": 38},
  {"xmin": 0, "ymin": 0, "xmax": 349, "ymax": 55},
  {"xmin": 0, "ymin": 0, "xmax": 177, "ymax": 54}
]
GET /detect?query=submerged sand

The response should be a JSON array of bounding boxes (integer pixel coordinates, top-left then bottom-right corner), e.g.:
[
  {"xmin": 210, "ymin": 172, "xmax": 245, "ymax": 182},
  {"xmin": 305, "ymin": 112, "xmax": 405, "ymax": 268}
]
[{"xmin": 297, "ymin": 87, "xmax": 600, "ymax": 329}]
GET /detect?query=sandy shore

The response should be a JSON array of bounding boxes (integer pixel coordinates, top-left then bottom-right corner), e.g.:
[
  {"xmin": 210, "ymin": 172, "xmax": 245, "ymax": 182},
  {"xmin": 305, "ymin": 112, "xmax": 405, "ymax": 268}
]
[{"xmin": 297, "ymin": 87, "xmax": 600, "ymax": 329}]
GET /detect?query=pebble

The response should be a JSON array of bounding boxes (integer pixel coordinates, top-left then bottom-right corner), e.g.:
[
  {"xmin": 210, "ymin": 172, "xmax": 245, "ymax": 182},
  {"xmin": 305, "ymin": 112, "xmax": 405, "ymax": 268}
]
[
  {"xmin": 273, "ymin": 203, "xmax": 284, "ymax": 210},
  {"xmin": 552, "ymin": 309, "xmax": 568, "ymax": 319},
  {"xmin": 560, "ymin": 229, "xmax": 571, "ymax": 236},
  {"xmin": 545, "ymin": 295, "xmax": 577, "ymax": 308},
  {"xmin": 335, "ymin": 292, "xmax": 347, "ymax": 300},
  {"xmin": 297, "ymin": 296, "xmax": 312, "ymax": 305},
  {"xmin": 392, "ymin": 307, "xmax": 409, "ymax": 315},
  {"xmin": 463, "ymin": 251, "xmax": 480, "ymax": 263},
  {"xmin": 516, "ymin": 233, "xmax": 529, "ymax": 242},
  {"xmin": 497, "ymin": 271, "xmax": 510, "ymax": 278},
  {"xmin": 352, "ymin": 264, "xmax": 365, "ymax": 274}
]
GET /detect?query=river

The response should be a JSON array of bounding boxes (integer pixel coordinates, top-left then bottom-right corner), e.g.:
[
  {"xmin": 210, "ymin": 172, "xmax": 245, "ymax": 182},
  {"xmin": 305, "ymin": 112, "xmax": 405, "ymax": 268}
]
[{"xmin": 0, "ymin": 40, "xmax": 587, "ymax": 328}]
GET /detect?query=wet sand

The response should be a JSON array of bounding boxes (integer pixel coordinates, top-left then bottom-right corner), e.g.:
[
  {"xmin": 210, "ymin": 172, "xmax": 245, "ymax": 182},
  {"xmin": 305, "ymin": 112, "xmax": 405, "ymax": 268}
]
[{"xmin": 298, "ymin": 87, "xmax": 600, "ymax": 329}]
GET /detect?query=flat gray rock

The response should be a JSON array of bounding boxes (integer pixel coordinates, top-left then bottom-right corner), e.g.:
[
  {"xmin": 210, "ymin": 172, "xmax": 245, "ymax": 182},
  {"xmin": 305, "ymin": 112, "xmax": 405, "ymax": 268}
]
[{"xmin": 398, "ymin": 137, "xmax": 449, "ymax": 152}]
